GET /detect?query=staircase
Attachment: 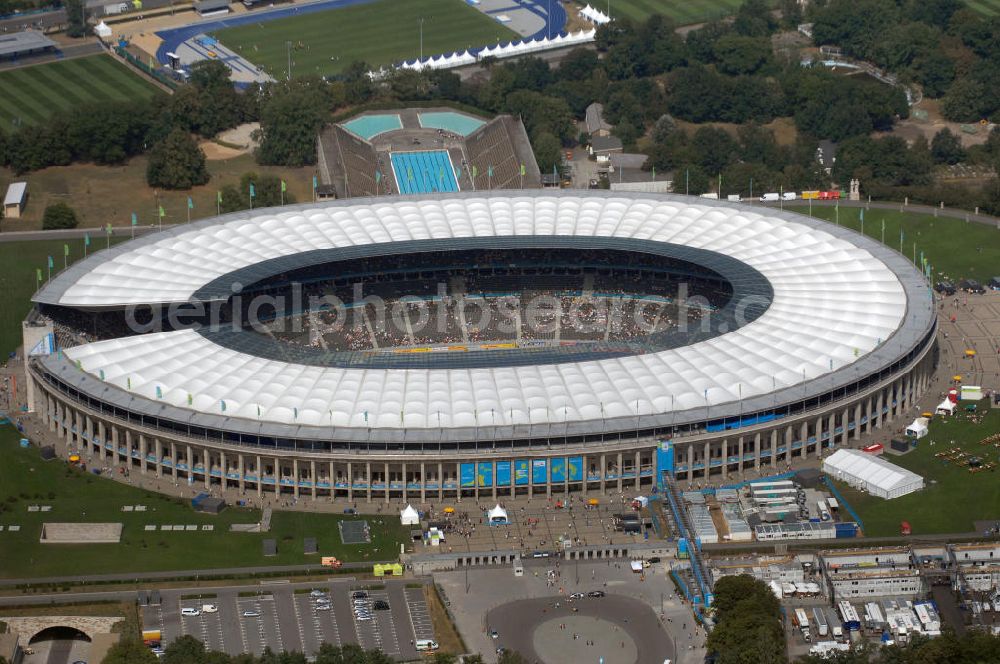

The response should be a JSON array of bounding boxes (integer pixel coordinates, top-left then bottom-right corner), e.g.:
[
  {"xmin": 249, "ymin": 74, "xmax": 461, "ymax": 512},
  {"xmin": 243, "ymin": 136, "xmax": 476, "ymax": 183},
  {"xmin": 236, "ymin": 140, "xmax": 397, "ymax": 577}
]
[{"xmin": 663, "ymin": 474, "xmax": 713, "ymax": 605}]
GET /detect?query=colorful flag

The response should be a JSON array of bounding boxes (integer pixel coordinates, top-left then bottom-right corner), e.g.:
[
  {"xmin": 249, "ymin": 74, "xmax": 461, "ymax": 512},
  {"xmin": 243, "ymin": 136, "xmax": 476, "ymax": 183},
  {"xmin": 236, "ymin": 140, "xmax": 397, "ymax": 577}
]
[
  {"xmin": 217, "ymin": 190, "xmax": 223, "ymax": 204},
  {"xmin": 35, "ymin": 268, "xmax": 42, "ymax": 282},
  {"xmin": 407, "ymin": 167, "xmax": 414, "ymax": 181},
  {"xmin": 220, "ymin": 400, "xmax": 227, "ymax": 412},
  {"xmin": 63, "ymin": 244, "xmax": 69, "ymax": 257},
  {"xmin": 158, "ymin": 205, "xmax": 165, "ymax": 218},
  {"xmin": 84, "ymin": 233, "xmax": 91, "ymax": 246},
  {"xmin": 187, "ymin": 393, "xmax": 193, "ymax": 405},
  {"xmin": 155, "ymin": 385, "xmax": 162, "ymax": 399},
  {"xmin": 455, "ymin": 166, "xmax": 462, "ymax": 179},
  {"xmin": 249, "ymin": 183, "xmax": 256, "ymax": 198},
  {"xmin": 187, "ymin": 196, "xmax": 194, "ymax": 209},
  {"xmin": 520, "ymin": 163, "xmax": 525, "ymax": 176},
  {"xmin": 280, "ymin": 180, "xmax": 287, "ymax": 193},
  {"xmin": 106, "ymin": 223, "xmax": 113, "ymax": 234},
  {"xmin": 472, "ymin": 165, "xmax": 478, "ymax": 178},
  {"xmin": 127, "ymin": 377, "xmax": 132, "ymax": 390},
  {"xmin": 294, "ymin": 407, "xmax": 298, "ymax": 419},
  {"xmin": 375, "ymin": 171, "xmax": 381, "ymax": 183},
  {"xmin": 312, "ymin": 175, "xmax": 318, "ymax": 191},
  {"xmin": 256, "ymin": 404, "xmax": 261, "ymax": 417},
  {"xmin": 860, "ymin": 209, "xmax": 864, "ymax": 223},
  {"xmin": 47, "ymin": 256, "xmax": 53, "ymax": 269},
  {"xmin": 131, "ymin": 212, "xmax": 137, "ymax": 227},
  {"xmin": 99, "ymin": 369, "xmax": 105, "ymax": 381},
  {"xmin": 488, "ymin": 165, "xmax": 494, "ymax": 178}
]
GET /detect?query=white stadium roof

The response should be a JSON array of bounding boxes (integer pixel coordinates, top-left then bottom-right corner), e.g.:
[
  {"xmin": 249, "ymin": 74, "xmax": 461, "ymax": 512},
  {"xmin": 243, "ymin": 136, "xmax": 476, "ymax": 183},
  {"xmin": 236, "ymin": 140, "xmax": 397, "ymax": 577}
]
[{"xmin": 37, "ymin": 192, "xmax": 927, "ymax": 433}]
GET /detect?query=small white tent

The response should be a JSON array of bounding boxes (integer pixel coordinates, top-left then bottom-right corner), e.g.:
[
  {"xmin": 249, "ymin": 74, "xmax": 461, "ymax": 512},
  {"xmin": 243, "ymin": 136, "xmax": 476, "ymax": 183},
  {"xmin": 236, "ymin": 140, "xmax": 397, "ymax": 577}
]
[
  {"xmin": 94, "ymin": 21, "xmax": 113, "ymax": 38},
  {"xmin": 488, "ymin": 504, "xmax": 508, "ymax": 525},
  {"xmin": 905, "ymin": 417, "xmax": 929, "ymax": 439},
  {"xmin": 935, "ymin": 399, "xmax": 955, "ymax": 416},
  {"xmin": 399, "ymin": 504, "xmax": 419, "ymax": 526}
]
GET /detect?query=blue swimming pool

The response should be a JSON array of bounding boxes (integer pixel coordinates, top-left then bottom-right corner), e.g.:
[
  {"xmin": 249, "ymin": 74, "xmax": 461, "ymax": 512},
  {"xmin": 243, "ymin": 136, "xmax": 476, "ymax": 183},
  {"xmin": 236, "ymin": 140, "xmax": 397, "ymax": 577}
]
[
  {"xmin": 390, "ymin": 151, "xmax": 459, "ymax": 194},
  {"xmin": 341, "ymin": 114, "xmax": 402, "ymax": 140},
  {"xmin": 418, "ymin": 111, "xmax": 486, "ymax": 137}
]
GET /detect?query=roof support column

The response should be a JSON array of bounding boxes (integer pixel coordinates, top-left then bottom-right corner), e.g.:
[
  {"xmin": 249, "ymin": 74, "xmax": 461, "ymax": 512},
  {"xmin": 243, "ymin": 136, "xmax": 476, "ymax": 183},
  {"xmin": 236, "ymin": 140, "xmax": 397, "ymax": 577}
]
[
  {"xmin": 737, "ymin": 436, "xmax": 744, "ymax": 476},
  {"xmin": 703, "ymin": 442, "xmax": 710, "ymax": 481},
  {"xmin": 366, "ymin": 462, "xmax": 372, "ymax": 503},
  {"xmin": 139, "ymin": 434, "xmax": 147, "ymax": 474},
  {"xmin": 634, "ymin": 451, "xmax": 641, "ymax": 489},
  {"xmin": 238, "ymin": 453, "xmax": 245, "ymax": 492},
  {"xmin": 721, "ymin": 440, "xmax": 728, "ymax": 480},
  {"xmin": 384, "ymin": 462, "xmax": 390, "ymax": 504},
  {"xmin": 256, "ymin": 454, "xmax": 263, "ymax": 498},
  {"xmin": 204, "ymin": 448, "xmax": 211, "ymax": 488},
  {"xmin": 311, "ymin": 460, "xmax": 317, "ymax": 500},
  {"xmin": 617, "ymin": 452, "xmax": 624, "ymax": 492},
  {"xmin": 686, "ymin": 445, "xmax": 694, "ymax": 487}
]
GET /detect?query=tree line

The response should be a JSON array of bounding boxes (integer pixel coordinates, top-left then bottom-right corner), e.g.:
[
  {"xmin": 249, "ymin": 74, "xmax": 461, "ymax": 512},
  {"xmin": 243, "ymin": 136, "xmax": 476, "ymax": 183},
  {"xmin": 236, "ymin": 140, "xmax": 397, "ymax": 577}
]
[{"xmin": 99, "ymin": 634, "xmax": 526, "ymax": 664}]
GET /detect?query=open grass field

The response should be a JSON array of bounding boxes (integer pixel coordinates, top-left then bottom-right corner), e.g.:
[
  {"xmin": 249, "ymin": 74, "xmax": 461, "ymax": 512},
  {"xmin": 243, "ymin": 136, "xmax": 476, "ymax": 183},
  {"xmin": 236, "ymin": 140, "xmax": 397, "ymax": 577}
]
[
  {"xmin": 0, "ymin": 237, "xmax": 127, "ymax": 359},
  {"xmin": 965, "ymin": 0, "xmax": 1000, "ymax": 16},
  {"xmin": 0, "ymin": 424, "xmax": 407, "ymax": 578},
  {"xmin": 832, "ymin": 406, "xmax": 1000, "ymax": 537},
  {"xmin": 212, "ymin": 0, "xmax": 519, "ymax": 79},
  {"xmin": 0, "ymin": 54, "xmax": 161, "ymax": 133},
  {"xmin": 792, "ymin": 206, "xmax": 1000, "ymax": 283},
  {"xmin": 605, "ymin": 0, "xmax": 750, "ymax": 25}
]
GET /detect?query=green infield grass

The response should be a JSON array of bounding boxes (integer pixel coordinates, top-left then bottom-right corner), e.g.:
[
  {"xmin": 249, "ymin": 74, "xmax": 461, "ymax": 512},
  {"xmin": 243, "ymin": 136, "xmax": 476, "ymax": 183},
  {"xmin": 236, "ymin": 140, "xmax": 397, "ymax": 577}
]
[
  {"xmin": 605, "ymin": 0, "xmax": 750, "ymax": 25},
  {"xmin": 0, "ymin": 424, "xmax": 407, "ymax": 578},
  {"xmin": 965, "ymin": 0, "xmax": 1000, "ymax": 16},
  {"xmin": 0, "ymin": 54, "xmax": 161, "ymax": 133},
  {"xmin": 0, "ymin": 237, "xmax": 127, "ymax": 360},
  {"xmin": 212, "ymin": 0, "xmax": 519, "ymax": 79},
  {"xmin": 830, "ymin": 405, "xmax": 1000, "ymax": 537},
  {"xmin": 793, "ymin": 206, "xmax": 1000, "ymax": 283}
]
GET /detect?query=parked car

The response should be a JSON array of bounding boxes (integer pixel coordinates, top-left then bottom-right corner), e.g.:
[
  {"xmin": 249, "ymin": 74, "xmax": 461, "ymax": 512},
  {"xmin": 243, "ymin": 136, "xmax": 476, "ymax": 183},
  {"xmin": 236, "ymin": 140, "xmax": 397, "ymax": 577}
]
[
  {"xmin": 531, "ymin": 551, "xmax": 550, "ymax": 558},
  {"xmin": 648, "ymin": 557, "xmax": 661, "ymax": 564},
  {"xmin": 569, "ymin": 593, "xmax": 585, "ymax": 599},
  {"xmin": 242, "ymin": 610, "xmax": 260, "ymax": 618},
  {"xmin": 935, "ymin": 280, "xmax": 956, "ymax": 295},
  {"xmin": 351, "ymin": 591, "xmax": 369, "ymax": 599},
  {"xmin": 959, "ymin": 279, "xmax": 986, "ymax": 294},
  {"xmin": 181, "ymin": 608, "xmax": 201, "ymax": 617},
  {"xmin": 587, "ymin": 591, "xmax": 605, "ymax": 598},
  {"xmin": 310, "ymin": 589, "xmax": 327, "ymax": 598},
  {"xmin": 201, "ymin": 604, "xmax": 218, "ymax": 613},
  {"xmin": 315, "ymin": 604, "xmax": 331, "ymax": 611},
  {"xmin": 373, "ymin": 600, "xmax": 390, "ymax": 611}
]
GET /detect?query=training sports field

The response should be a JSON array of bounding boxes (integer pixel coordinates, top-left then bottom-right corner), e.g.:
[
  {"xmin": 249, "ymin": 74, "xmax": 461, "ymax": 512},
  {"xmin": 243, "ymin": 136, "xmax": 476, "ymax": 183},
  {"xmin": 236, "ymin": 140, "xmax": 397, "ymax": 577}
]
[
  {"xmin": 606, "ymin": 0, "xmax": 749, "ymax": 25},
  {"xmin": 0, "ymin": 54, "xmax": 161, "ymax": 132},
  {"xmin": 212, "ymin": 0, "xmax": 519, "ymax": 79},
  {"xmin": 966, "ymin": 0, "xmax": 1000, "ymax": 15}
]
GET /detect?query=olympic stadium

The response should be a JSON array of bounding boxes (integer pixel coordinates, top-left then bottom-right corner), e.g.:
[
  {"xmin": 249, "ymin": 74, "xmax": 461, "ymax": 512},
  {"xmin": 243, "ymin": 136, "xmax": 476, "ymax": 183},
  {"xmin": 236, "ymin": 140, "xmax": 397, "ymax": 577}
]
[{"xmin": 23, "ymin": 192, "xmax": 938, "ymax": 502}]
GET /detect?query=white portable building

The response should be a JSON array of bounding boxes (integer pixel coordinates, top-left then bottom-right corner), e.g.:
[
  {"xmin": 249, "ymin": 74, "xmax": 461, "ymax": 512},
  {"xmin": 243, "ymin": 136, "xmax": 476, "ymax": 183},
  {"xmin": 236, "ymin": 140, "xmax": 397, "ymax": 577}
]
[
  {"xmin": 905, "ymin": 417, "xmax": 929, "ymax": 439},
  {"xmin": 822, "ymin": 449, "xmax": 924, "ymax": 499}
]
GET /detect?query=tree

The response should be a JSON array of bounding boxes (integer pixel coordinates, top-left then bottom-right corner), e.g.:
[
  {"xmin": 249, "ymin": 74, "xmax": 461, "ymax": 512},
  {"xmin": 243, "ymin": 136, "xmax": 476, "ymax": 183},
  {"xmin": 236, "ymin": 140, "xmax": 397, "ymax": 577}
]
[
  {"xmin": 734, "ymin": 0, "xmax": 777, "ymax": 37},
  {"xmin": 42, "ymin": 202, "xmax": 79, "ymax": 230},
  {"xmin": 219, "ymin": 173, "xmax": 293, "ymax": 213},
  {"xmin": 712, "ymin": 35, "xmax": 772, "ymax": 75},
  {"xmin": 931, "ymin": 128, "xmax": 966, "ymax": 164},
  {"xmin": 168, "ymin": 60, "xmax": 242, "ymax": 138},
  {"xmin": 255, "ymin": 77, "xmax": 335, "ymax": 167},
  {"xmin": 503, "ymin": 90, "xmax": 574, "ymax": 143},
  {"xmin": 100, "ymin": 638, "xmax": 158, "ymax": 664},
  {"xmin": 691, "ymin": 126, "xmax": 740, "ymax": 176},
  {"xmin": 671, "ymin": 164, "xmax": 711, "ymax": 195},
  {"xmin": 161, "ymin": 635, "xmax": 206, "ymax": 664},
  {"xmin": 146, "ymin": 129, "xmax": 210, "ymax": 190},
  {"xmin": 706, "ymin": 575, "xmax": 785, "ymax": 664},
  {"xmin": 64, "ymin": 0, "xmax": 88, "ymax": 38},
  {"xmin": 532, "ymin": 132, "xmax": 562, "ymax": 174}
]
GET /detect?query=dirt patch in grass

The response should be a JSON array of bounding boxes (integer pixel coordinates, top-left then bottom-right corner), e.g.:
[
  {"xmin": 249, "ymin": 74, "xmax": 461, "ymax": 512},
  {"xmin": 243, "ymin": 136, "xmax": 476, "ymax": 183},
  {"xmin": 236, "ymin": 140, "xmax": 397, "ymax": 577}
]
[
  {"xmin": 425, "ymin": 583, "xmax": 465, "ymax": 655},
  {"xmin": 0, "ymin": 153, "xmax": 316, "ymax": 233}
]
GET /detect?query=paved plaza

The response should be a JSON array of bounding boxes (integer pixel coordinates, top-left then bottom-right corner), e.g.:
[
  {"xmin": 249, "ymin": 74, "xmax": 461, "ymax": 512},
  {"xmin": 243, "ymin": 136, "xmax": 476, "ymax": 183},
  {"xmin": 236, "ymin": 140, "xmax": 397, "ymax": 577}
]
[{"xmin": 436, "ymin": 560, "xmax": 704, "ymax": 664}]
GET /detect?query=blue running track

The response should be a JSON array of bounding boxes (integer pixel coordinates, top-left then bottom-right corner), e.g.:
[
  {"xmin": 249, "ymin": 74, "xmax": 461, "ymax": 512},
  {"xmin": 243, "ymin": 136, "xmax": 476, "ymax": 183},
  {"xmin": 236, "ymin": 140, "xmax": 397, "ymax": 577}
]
[{"xmin": 391, "ymin": 151, "xmax": 459, "ymax": 194}]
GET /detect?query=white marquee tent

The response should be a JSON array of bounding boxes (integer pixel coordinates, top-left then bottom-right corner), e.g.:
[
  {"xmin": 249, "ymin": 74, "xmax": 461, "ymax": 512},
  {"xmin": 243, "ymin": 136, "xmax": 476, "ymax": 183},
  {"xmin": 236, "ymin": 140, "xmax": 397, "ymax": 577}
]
[
  {"xmin": 905, "ymin": 417, "xmax": 929, "ymax": 439},
  {"xmin": 822, "ymin": 449, "xmax": 924, "ymax": 499},
  {"xmin": 94, "ymin": 21, "xmax": 113, "ymax": 38},
  {"xmin": 400, "ymin": 504, "xmax": 419, "ymax": 526},
  {"xmin": 935, "ymin": 399, "xmax": 955, "ymax": 416},
  {"xmin": 488, "ymin": 504, "xmax": 508, "ymax": 525}
]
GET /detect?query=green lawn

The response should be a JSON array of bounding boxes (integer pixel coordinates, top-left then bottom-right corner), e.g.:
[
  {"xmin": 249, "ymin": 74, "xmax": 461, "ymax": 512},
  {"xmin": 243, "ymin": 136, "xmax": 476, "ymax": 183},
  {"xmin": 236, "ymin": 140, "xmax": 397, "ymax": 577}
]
[
  {"xmin": 605, "ymin": 0, "xmax": 749, "ymax": 25},
  {"xmin": 965, "ymin": 0, "xmax": 1000, "ymax": 16},
  {"xmin": 0, "ymin": 237, "xmax": 128, "ymax": 360},
  {"xmin": 0, "ymin": 424, "xmax": 407, "ymax": 578},
  {"xmin": 791, "ymin": 206, "xmax": 1000, "ymax": 283},
  {"xmin": 832, "ymin": 406, "xmax": 1000, "ymax": 537},
  {"xmin": 213, "ymin": 0, "xmax": 519, "ymax": 79},
  {"xmin": 0, "ymin": 54, "xmax": 161, "ymax": 132}
]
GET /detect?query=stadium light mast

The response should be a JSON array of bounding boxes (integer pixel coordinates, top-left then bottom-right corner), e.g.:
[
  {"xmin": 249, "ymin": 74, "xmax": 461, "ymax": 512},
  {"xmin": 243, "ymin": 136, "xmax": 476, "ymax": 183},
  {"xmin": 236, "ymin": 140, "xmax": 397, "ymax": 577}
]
[{"xmin": 419, "ymin": 18, "xmax": 424, "ymax": 61}]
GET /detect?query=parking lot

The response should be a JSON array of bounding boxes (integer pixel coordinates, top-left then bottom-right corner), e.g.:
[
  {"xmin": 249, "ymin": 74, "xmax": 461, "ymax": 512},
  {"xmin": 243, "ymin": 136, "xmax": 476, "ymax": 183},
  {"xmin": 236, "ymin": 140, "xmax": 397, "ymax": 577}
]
[{"xmin": 145, "ymin": 579, "xmax": 433, "ymax": 660}]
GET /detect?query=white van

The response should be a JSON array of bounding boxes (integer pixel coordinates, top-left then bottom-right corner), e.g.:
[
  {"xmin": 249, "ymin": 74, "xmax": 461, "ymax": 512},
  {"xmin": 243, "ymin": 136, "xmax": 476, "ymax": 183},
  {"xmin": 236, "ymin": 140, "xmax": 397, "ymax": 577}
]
[
  {"xmin": 415, "ymin": 639, "xmax": 439, "ymax": 651},
  {"xmin": 781, "ymin": 192, "xmax": 797, "ymax": 201},
  {"xmin": 726, "ymin": 194, "xmax": 741, "ymax": 202},
  {"xmin": 761, "ymin": 193, "xmax": 780, "ymax": 202},
  {"xmin": 513, "ymin": 562, "xmax": 524, "ymax": 577}
]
